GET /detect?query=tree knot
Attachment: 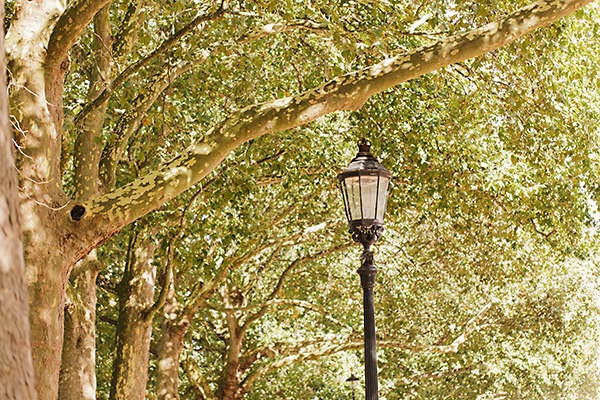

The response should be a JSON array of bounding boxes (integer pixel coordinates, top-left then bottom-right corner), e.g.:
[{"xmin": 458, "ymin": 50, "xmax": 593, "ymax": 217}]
[{"xmin": 70, "ymin": 204, "xmax": 86, "ymax": 221}]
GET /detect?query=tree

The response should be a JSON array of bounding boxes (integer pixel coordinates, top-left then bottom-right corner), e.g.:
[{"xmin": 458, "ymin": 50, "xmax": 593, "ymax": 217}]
[
  {"xmin": 0, "ymin": 0, "xmax": 36, "ymax": 396},
  {"xmin": 4, "ymin": 0, "xmax": 597, "ymax": 399}
]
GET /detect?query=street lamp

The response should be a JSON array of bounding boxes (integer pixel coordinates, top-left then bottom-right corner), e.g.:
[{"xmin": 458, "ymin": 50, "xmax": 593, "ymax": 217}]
[
  {"xmin": 346, "ymin": 373, "xmax": 359, "ymax": 400},
  {"xmin": 338, "ymin": 138, "xmax": 392, "ymax": 400}
]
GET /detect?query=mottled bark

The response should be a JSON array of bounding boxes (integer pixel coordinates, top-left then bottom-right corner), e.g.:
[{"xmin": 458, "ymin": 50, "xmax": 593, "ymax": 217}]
[
  {"xmin": 99, "ymin": 61, "xmax": 196, "ymax": 191},
  {"xmin": 5, "ymin": 0, "xmax": 111, "ymax": 398},
  {"xmin": 156, "ymin": 286, "xmax": 188, "ymax": 400},
  {"xmin": 154, "ymin": 233, "xmax": 282, "ymax": 400},
  {"xmin": 112, "ymin": 0, "xmax": 145, "ymax": 56},
  {"xmin": 109, "ymin": 229, "xmax": 157, "ymax": 400},
  {"xmin": 6, "ymin": 2, "xmax": 70, "ymax": 399},
  {"xmin": 59, "ymin": 254, "xmax": 100, "ymax": 400},
  {"xmin": 74, "ymin": 0, "xmax": 229, "ymax": 126},
  {"xmin": 44, "ymin": 0, "xmax": 112, "ymax": 164},
  {"xmin": 0, "ymin": 0, "xmax": 37, "ymax": 394},
  {"xmin": 78, "ymin": 13, "xmax": 326, "ymax": 125},
  {"xmin": 216, "ymin": 289, "xmax": 245, "ymax": 400},
  {"xmin": 215, "ymin": 246, "xmax": 348, "ymax": 399},
  {"xmin": 45, "ymin": 0, "xmax": 112, "ymax": 86},
  {"xmin": 72, "ymin": 5, "xmax": 112, "ymax": 200}
]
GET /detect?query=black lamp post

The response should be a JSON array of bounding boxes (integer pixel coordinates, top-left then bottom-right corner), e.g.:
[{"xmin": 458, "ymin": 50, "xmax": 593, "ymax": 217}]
[
  {"xmin": 338, "ymin": 139, "xmax": 392, "ymax": 400},
  {"xmin": 346, "ymin": 373, "xmax": 359, "ymax": 400}
]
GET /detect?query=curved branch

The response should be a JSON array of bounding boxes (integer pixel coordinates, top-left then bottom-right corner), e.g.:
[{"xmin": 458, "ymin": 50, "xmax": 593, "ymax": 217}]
[
  {"xmin": 177, "ymin": 234, "xmax": 291, "ymax": 325},
  {"xmin": 98, "ymin": 53, "xmax": 209, "ymax": 191},
  {"xmin": 45, "ymin": 0, "xmax": 112, "ymax": 79},
  {"xmin": 112, "ymin": 0, "xmax": 145, "ymax": 57},
  {"xmin": 142, "ymin": 236, "xmax": 173, "ymax": 323},
  {"xmin": 175, "ymin": 216, "xmax": 339, "ymax": 331},
  {"xmin": 528, "ymin": 217, "xmax": 557, "ymax": 238},
  {"xmin": 237, "ymin": 18, "xmax": 329, "ymax": 43},
  {"xmin": 72, "ymin": 5, "xmax": 112, "ymax": 201},
  {"xmin": 143, "ymin": 181, "xmax": 215, "ymax": 322},
  {"xmin": 68, "ymin": 0, "xmax": 593, "ymax": 265},
  {"xmin": 206, "ymin": 297, "xmax": 355, "ymax": 331}
]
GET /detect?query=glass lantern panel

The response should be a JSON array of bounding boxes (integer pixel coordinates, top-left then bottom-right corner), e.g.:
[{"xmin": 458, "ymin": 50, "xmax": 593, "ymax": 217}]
[
  {"xmin": 348, "ymin": 379, "xmax": 358, "ymax": 390},
  {"xmin": 360, "ymin": 175, "xmax": 379, "ymax": 220},
  {"xmin": 344, "ymin": 176, "xmax": 362, "ymax": 221},
  {"xmin": 376, "ymin": 176, "xmax": 391, "ymax": 221}
]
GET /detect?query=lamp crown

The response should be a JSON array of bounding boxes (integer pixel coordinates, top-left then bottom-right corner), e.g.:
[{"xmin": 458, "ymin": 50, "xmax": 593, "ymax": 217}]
[{"xmin": 358, "ymin": 138, "xmax": 371, "ymax": 154}]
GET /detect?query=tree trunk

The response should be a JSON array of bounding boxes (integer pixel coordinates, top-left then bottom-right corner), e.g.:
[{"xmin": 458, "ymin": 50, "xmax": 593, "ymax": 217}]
[
  {"xmin": 6, "ymin": 1, "xmax": 71, "ymax": 399},
  {"xmin": 218, "ymin": 338, "xmax": 244, "ymax": 400},
  {"xmin": 216, "ymin": 287, "xmax": 246, "ymax": 400},
  {"xmin": 156, "ymin": 321, "xmax": 187, "ymax": 400},
  {"xmin": 59, "ymin": 254, "xmax": 100, "ymax": 400},
  {"xmin": 109, "ymin": 231, "xmax": 157, "ymax": 400},
  {"xmin": 0, "ymin": 0, "xmax": 37, "ymax": 394},
  {"xmin": 156, "ymin": 285, "xmax": 188, "ymax": 400}
]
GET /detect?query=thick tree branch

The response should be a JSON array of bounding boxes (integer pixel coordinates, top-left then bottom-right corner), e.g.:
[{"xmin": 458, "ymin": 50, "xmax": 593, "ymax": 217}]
[
  {"xmin": 142, "ymin": 237, "xmax": 174, "ymax": 323},
  {"xmin": 171, "ymin": 197, "xmax": 323, "ymax": 329},
  {"xmin": 72, "ymin": 5, "xmax": 112, "ymax": 201},
  {"xmin": 143, "ymin": 183, "xmax": 211, "ymax": 322},
  {"xmin": 177, "ymin": 236, "xmax": 286, "ymax": 325},
  {"xmin": 98, "ymin": 54, "xmax": 209, "ymax": 191},
  {"xmin": 45, "ymin": 0, "xmax": 112, "ymax": 79},
  {"xmin": 112, "ymin": 0, "xmax": 145, "ymax": 57},
  {"xmin": 68, "ymin": 0, "xmax": 593, "ymax": 266}
]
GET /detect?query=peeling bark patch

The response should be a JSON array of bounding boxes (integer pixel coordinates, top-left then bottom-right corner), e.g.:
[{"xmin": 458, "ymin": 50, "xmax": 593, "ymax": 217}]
[{"xmin": 71, "ymin": 205, "xmax": 86, "ymax": 221}]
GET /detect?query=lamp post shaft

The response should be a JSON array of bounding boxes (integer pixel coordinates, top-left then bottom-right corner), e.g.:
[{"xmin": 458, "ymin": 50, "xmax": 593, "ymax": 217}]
[
  {"xmin": 338, "ymin": 140, "xmax": 391, "ymax": 400},
  {"xmin": 358, "ymin": 248, "xmax": 379, "ymax": 400}
]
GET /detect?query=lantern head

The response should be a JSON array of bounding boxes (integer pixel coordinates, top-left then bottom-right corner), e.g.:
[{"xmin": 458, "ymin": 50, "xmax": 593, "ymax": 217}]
[
  {"xmin": 346, "ymin": 373, "xmax": 359, "ymax": 390},
  {"xmin": 337, "ymin": 139, "xmax": 392, "ymax": 230}
]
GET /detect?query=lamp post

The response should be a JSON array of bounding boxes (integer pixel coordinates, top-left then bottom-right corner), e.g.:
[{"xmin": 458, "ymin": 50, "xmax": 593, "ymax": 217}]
[
  {"xmin": 346, "ymin": 373, "xmax": 359, "ymax": 400},
  {"xmin": 337, "ymin": 139, "xmax": 392, "ymax": 400}
]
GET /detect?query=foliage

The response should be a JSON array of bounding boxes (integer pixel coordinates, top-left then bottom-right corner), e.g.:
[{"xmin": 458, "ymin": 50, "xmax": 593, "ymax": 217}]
[{"xmin": 6, "ymin": 0, "xmax": 600, "ymax": 398}]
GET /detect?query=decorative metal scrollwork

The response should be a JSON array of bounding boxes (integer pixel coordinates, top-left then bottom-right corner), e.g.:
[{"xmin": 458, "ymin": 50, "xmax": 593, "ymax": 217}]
[{"xmin": 349, "ymin": 225, "xmax": 383, "ymax": 249}]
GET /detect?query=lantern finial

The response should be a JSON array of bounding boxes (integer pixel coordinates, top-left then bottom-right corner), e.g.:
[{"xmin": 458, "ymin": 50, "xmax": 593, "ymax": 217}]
[{"xmin": 358, "ymin": 138, "xmax": 371, "ymax": 154}]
